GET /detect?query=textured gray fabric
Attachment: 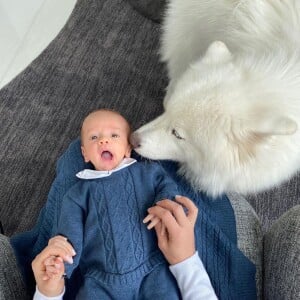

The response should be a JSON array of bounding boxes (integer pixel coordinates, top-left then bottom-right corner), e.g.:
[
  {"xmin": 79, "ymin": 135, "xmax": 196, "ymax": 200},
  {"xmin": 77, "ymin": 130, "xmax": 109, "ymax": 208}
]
[
  {"xmin": 127, "ymin": 0, "xmax": 166, "ymax": 23},
  {"xmin": 0, "ymin": 234, "xmax": 29, "ymax": 300},
  {"xmin": 246, "ymin": 178, "xmax": 300, "ymax": 231},
  {"xmin": 264, "ymin": 205, "xmax": 300, "ymax": 300},
  {"xmin": 0, "ymin": 0, "xmax": 167, "ymax": 236},
  {"xmin": 227, "ymin": 193, "xmax": 263, "ymax": 300}
]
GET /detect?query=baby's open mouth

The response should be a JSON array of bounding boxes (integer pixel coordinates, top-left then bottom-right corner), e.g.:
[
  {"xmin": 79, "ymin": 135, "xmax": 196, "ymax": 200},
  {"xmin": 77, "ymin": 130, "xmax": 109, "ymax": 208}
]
[{"xmin": 101, "ymin": 151, "xmax": 113, "ymax": 160}]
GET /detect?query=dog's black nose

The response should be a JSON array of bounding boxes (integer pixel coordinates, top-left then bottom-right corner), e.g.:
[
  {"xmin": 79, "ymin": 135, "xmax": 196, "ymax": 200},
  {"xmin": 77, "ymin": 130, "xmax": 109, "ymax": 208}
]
[{"xmin": 130, "ymin": 132, "xmax": 141, "ymax": 148}]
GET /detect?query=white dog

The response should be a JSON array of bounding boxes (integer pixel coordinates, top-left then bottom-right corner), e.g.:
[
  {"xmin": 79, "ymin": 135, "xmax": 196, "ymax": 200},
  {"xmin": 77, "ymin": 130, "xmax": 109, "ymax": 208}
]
[{"xmin": 132, "ymin": 0, "xmax": 300, "ymax": 197}]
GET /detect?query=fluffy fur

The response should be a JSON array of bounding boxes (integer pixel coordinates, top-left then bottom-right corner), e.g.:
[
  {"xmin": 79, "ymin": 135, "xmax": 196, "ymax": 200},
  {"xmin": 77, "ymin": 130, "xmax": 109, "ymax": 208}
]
[{"xmin": 132, "ymin": 0, "xmax": 300, "ymax": 197}]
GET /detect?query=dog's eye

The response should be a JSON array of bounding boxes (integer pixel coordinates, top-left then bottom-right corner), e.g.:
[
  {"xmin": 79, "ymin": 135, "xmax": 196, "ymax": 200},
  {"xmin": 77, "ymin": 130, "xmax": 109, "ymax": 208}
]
[{"xmin": 172, "ymin": 129, "xmax": 184, "ymax": 140}]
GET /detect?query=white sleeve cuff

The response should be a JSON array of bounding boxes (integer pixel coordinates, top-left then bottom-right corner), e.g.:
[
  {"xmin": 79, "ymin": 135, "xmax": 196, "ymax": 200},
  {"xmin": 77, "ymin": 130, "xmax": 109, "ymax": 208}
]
[
  {"xmin": 169, "ymin": 251, "xmax": 218, "ymax": 300},
  {"xmin": 33, "ymin": 286, "xmax": 65, "ymax": 300}
]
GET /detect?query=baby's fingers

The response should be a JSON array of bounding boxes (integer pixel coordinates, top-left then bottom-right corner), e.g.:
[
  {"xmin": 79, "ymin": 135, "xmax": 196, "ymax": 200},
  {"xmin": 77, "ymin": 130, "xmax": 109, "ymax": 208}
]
[
  {"xmin": 44, "ymin": 255, "xmax": 57, "ymax": 266},
  {"xmin": 143, "ymin": 214, "xmax": 154, "ymax": 224},
  {"xmin": 45, "ymin": 265, "xmax": 60, "ymax": 278},
  {"xmin": 45, "ymin": 262, "xmax": 64, "ymax": 279},
  {"xmin": 146, "ymin": 216, "xmax": 160, "ymax": 230},
  {"xmin": 143, "ymin": 214, "xmax": 161, "ymax": 229}
]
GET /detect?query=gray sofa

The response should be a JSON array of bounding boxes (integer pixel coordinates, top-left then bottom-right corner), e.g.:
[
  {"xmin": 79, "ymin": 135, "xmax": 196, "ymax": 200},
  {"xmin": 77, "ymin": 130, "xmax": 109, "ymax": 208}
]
[{"xmin": 0, "ymin": 0, "xmax": 299, "ymax": 299}]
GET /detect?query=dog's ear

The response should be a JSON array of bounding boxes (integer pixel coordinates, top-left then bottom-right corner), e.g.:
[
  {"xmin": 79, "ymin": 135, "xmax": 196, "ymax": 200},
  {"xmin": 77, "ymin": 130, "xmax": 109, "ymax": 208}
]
[
  {"xmin": 234, "ymin": 116, "xmax": 297, "ymax": 163},
  {"xmin": 202, "ymin": 41, "xmax": 232, "ymax": 64},
  {"xmin": 251, "ymin": 115, "xmax": 297, "ymax": 136}
]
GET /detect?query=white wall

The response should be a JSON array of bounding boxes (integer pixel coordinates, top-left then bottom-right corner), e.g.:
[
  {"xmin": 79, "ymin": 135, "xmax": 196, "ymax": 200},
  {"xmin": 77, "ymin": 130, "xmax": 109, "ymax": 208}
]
[{"xmin": 0, "ymin": 0, "xmax": 77, "ymax": 89}]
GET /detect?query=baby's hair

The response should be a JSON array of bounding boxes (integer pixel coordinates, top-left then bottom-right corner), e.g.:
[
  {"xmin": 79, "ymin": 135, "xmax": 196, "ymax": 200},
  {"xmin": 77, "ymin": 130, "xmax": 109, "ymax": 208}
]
[{"xmin": 80, "ymin": 108, "xmax": 132, "ymax": 144}]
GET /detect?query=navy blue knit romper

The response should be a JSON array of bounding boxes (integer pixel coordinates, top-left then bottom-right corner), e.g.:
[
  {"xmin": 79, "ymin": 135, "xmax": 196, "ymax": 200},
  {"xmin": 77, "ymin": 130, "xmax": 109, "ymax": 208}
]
[{"xmin": 57, "ymin": 161, "xmax": 181, "ymax": 299}]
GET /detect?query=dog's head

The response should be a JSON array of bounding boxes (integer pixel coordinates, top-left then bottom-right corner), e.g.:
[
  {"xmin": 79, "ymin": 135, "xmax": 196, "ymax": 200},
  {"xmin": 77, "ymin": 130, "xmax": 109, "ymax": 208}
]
[{"xmin": 132, "ymin": 41, "xmax": 297, "ymax": 196}]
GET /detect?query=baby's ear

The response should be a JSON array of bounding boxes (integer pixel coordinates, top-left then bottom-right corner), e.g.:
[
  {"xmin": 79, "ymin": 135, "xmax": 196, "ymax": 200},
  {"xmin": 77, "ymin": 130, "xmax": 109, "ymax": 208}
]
[
  {"xmin": 81, "ymin": 146, "xmax": 90, "ymax": 162},
  {"xmin": 125, "ymin": 145, "xmax": 132, "ymax": 158}
]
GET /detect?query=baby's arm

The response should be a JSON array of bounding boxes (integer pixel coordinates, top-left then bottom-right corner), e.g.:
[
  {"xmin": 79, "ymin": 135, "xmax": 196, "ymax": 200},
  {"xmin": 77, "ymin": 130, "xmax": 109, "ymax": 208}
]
[
  {"xmin": 44, "ymin": 255, "xmax": 65, "ymax": 281},
  {"xmin": 32, "ymin": 236, "xmax": 75, "ymax": 299}
]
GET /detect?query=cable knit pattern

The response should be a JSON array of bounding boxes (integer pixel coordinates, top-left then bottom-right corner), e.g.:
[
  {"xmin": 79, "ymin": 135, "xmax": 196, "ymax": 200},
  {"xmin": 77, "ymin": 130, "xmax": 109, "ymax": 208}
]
[
  {"xmin": 97, "ymin": 182, "xmax": 118, "ymax": 272},
  {"xmin": 58, "ymin": 160, "xmax": 178, "ymax": 287},
  {"xmin": 123, "ymin": 172, "xmax": 144, "ymax": 266},
  {"xmin": 11, "ymin": 139, "xmax": 257, "ymax": 299}
]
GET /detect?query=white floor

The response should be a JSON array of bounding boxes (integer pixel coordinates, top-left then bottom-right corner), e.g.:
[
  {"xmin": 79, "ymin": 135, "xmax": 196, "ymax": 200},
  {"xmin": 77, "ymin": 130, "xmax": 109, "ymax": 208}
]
[{"xmin": 0, "ymin": 0, "xmax": 77, "ymax": 89}]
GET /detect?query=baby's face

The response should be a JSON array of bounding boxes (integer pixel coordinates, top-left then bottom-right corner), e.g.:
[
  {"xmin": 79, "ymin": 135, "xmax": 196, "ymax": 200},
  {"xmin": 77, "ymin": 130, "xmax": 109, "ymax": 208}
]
[{"xmin": 81, "ymin": 110, "xmax": 131, "ymax": 171}]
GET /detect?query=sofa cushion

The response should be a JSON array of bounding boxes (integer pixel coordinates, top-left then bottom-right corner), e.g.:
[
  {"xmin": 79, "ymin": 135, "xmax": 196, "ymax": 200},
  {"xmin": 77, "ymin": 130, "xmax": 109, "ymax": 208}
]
[
  {"xmin": 127, "ymin": 0, "xmax": 166, "ymax": 23},
  {"xmin": 263, "ymin": 205, "xmax": 300, "ymax": 299}
]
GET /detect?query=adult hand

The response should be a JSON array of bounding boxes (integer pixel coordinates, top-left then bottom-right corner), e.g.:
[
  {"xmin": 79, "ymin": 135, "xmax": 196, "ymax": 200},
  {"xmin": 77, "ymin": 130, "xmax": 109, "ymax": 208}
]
[
  {"xmin": 32, "ymin": 235, "xmax": 75, "ymax": 297},
  {"xmin": 145, "ymin": 196, "xmax": 198, "ymax": 265}
]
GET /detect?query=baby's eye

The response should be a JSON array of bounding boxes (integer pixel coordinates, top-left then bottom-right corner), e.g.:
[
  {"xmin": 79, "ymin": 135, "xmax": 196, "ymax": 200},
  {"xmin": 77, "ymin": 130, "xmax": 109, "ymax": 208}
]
[
  {"xmin": 91, "ymin": 135, "xmax": 98, "ymax": 140},
  {"xmin": 111, "ymin": 133, "xmax": 120, "ymax": 138}
]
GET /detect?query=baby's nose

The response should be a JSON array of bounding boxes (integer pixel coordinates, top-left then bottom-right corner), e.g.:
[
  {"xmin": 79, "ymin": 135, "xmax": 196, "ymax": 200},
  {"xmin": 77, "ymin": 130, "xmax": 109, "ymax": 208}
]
[{"xmin": 99, "ymin": 137, "xmax": 109, "ymax": 144}]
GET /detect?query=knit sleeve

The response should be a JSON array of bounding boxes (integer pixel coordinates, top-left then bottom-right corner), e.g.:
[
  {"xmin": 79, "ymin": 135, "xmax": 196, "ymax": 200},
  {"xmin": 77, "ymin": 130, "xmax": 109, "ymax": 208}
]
[
  {"xmin": 153, "ymin": 163, "xmax": 179, "ymax": 202},
  {"xmin": 56, "ymin": 190, "xmax": 85, "ymax": 278}
]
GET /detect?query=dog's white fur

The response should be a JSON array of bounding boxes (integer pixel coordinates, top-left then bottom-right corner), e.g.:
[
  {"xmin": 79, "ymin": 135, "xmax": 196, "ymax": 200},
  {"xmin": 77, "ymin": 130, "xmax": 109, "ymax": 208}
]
[{"xmin": 133, "ymin": 0, "xmax": 300, "ymax": 197}]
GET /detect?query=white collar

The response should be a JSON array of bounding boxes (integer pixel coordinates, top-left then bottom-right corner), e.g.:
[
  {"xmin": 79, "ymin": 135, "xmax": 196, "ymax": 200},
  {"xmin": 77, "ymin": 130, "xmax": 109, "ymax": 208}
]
[{"xmin": 76, "ymin": 158, "xmax": 137, "ymax": 179}]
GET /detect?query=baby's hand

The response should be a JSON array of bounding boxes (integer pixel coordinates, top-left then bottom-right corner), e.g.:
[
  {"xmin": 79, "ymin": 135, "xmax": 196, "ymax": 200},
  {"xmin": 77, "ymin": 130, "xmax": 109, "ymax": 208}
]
[
  {"xmin": 145, "ymin": 196, "xmax": 198, "ymax": 265},
  {"xmin": 32, "ymin": 235, "xmax": 75, "ymax": 297},
  {"xmin": 143, "ymin": 213, "xmax": 167, "ymax": 237},
  {"xmin": 44, "ymin": 255, "xmax": 65, "ymax": 280},
  {"xmin": 143, "ymin": 213, "xmax": 161, "ymax": 229}
]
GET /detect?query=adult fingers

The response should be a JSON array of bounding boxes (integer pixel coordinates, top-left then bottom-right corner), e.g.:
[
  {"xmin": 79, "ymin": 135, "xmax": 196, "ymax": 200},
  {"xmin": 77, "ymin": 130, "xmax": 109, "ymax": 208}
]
[
  {"xmin": 45, "ymin": 265, "xmax": 60, "ymax": 276},
  {"xmin": 33, "ymin": 245, "xmax": 73, "ymax": 266},
  {"xmin": 174, "ymin": 196, "xmax": 198, "ymax": 225},
  {"xmin": 147, "ymin": 205, "xmax": 179, "ymax": 236},
  {"xmin": 44, "ymin": 256, "xmax": 63, "ymax": 267},
  {"xmin": 44, "ymin": 256, "xmax": 56, "ymax": 266},
  {"xmin": 153, "ymin": 221, "xmax": 168, "ymax": 250},
  {"xmin": 154, "ymin": 197, "xmax": 190, "ymax": 227}
]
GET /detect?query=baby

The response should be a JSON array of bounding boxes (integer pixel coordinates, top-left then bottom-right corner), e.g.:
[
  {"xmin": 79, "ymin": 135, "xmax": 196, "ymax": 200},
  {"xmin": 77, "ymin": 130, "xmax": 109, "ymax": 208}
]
[{"xmin": 35, "ymin": 109, "xmax": 181, "ymax": 299}]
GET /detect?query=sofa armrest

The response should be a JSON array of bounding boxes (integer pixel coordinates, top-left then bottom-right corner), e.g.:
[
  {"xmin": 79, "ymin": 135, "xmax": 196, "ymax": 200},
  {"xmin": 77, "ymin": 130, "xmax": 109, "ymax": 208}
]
[
  {"xmin": 0, "ymin": 234, "xmax": 29, "ymax": 300},
  {"xmin": 264, "ymin": 205, "xmax": 300, "ymax": 299}
]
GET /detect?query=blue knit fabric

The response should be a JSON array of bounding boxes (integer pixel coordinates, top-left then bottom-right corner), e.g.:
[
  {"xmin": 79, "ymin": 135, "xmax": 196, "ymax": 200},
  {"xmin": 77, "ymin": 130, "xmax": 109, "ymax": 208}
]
[
  {"xmin": 57, "ymin": 162, "xmax": 181, "ymax": 299},
  {"xmin": 11, "ymin": 139, "xmax": 257, "ymax": 300}
]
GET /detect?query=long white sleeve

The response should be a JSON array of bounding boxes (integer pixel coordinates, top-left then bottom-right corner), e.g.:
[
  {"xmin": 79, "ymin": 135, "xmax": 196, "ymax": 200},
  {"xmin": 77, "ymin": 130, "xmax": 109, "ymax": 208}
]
[
  {"xmin": 33, "ymin": 286, "xmax": 64, "ymax": 300},
  {"xmin": 169, "ymin": 252, "xmax": 218, "ymax": 300}
]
